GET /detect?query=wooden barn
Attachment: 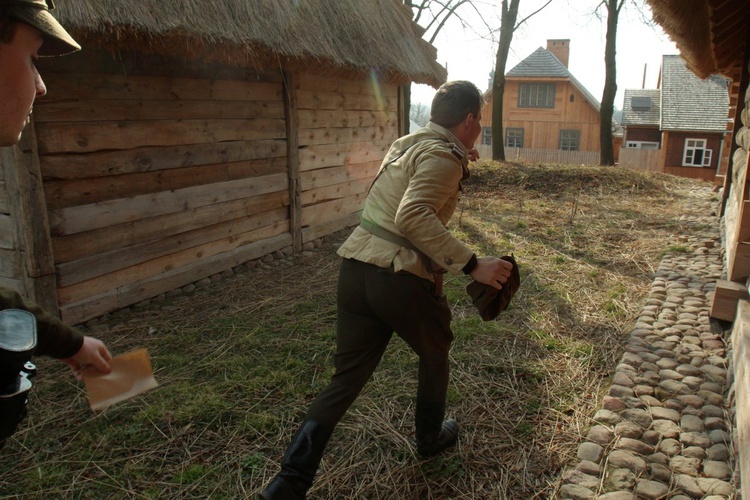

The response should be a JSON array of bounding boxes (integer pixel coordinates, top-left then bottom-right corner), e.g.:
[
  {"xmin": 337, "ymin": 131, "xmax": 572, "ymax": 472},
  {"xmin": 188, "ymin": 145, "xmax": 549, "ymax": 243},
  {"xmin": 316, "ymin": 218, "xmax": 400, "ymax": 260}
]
[{"xmin": 0, "ymin": 0, "xmax": 446, "ymax": 325}]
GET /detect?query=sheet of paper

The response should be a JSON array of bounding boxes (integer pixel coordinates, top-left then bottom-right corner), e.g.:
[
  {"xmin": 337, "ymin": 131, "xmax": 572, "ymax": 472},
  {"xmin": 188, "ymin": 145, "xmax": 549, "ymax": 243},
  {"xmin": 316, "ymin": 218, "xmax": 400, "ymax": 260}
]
[{"xmin": 82, "ymin": 348, "xmax": 158, "ymax": 411}]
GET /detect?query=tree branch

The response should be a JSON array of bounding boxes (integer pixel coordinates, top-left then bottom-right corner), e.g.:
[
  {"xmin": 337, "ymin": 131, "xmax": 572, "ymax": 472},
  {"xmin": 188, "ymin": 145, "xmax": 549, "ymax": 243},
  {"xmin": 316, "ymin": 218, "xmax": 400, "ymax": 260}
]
[{"xmin": 514, "ymin": 0, "xmax": 555, "ymax": 31}]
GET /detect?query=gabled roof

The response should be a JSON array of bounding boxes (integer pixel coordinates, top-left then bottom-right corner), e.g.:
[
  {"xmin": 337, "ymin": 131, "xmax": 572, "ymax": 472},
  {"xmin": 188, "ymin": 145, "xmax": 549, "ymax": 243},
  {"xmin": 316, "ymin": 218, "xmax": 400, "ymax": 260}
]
[
  {"xmin": 506, "ymin": 47, "xmax": 602, "ymax": 112},
  {"xmin": 52, "ymin": 0, "xmax": 447, "ymax": 87},
  {"xmin": 622, "ymin": 89, "xmax": 661, "ymax": 127},
  {"xmin": 660, "ymin": 55, "xmax": 728, "ymax": 132}
]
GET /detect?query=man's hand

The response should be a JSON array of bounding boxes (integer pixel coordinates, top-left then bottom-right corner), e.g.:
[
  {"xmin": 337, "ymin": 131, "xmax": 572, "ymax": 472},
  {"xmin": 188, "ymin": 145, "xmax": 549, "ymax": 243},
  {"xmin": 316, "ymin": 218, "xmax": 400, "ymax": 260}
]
[
  {"xmin": 467, "ymin": 148, "xmax": 480, "ymax": 162},
  {"xmin": 64, "ymin": 336, "xmax": 112, "ymax": 381},
  {"xmin": 470, "ymin": 257, "xmax": 513, "ymax": 290}
]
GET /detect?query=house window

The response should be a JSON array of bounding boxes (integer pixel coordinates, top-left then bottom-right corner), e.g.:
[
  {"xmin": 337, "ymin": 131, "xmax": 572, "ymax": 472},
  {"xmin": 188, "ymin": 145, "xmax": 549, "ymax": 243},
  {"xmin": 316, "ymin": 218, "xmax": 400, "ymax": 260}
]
[
  {"xmin": 482, "ymin": 127, "xmax": 492, "ymax": 145},
  {"xmin": 683, "ymin": 138, "xmax": 712, "ymax": 167},
  {"xmin": 559, "ymin": 129, "xmax": 580, "ymax": 151},
  {"xmin": 505, "ymin": 128, "xmax": 524, "ymax": 148},
  {"xmin": 518, "ymin": 83, "xmax": 556, "ymax": 108},
  {"xmin": 625, "ymin": 141, "xmax": 659, "ymax": 150}
]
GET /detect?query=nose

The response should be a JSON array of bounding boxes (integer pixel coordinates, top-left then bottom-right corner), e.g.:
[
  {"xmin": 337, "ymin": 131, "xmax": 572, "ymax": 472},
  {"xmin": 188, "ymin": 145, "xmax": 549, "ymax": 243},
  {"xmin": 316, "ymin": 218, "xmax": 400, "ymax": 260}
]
[{"xmin": 34, "ymin": 67, "xmax": 47, "ymax": 97}]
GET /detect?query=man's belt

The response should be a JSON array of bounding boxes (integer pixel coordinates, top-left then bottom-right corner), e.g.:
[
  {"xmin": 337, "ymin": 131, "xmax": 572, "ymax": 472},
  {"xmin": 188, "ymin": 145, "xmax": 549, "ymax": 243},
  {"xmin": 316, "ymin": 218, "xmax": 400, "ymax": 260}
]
[{"xmin": 359, "ymin": 218, "xmax": 446, "ymax": 297}]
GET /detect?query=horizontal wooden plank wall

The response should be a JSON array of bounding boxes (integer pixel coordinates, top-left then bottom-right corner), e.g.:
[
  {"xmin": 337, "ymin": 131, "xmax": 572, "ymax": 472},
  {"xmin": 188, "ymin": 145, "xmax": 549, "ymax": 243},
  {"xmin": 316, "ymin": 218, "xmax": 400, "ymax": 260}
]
[
  {"xmin": 296, "ymin": 73, "xmax": 398, "ymax": 243},
  {"xmin": 32, "ymin": 53, "xmax": 291, "ymax": 324}
]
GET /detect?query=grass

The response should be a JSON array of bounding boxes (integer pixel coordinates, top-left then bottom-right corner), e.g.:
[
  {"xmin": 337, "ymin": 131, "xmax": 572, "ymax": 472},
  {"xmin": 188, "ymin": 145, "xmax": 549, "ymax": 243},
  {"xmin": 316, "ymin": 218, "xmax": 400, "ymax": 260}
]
[{"xmin": 0, "ymin": 161, "xmax": 713, "ymax": 499}]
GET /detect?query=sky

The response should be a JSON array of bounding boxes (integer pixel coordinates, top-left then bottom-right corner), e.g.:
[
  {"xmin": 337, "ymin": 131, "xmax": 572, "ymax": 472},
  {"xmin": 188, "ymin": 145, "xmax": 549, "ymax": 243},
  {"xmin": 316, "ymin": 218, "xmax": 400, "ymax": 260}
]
[{"xmin": 410, "ymin": 0, "xmax": 679, "ymax": 110}]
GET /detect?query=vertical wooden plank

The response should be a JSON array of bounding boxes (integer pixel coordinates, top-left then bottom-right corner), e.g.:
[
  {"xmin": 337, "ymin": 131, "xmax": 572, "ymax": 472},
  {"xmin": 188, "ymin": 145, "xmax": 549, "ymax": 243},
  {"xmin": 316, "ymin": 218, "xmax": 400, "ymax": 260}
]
[
  {"xmin": 3, "ymin": 120, "xmax": 59, "ymax": 314},
  {"xmin": 284, "ymin": 70, "xmax": 302, "ymax": 252},
  {"xmin": 721, "ymin": 36, "xmax": 750, "ymax": 216},
  {"xmin": 733, "ymin": 300, "xmax": 750, "ymax": 499},
  {"xmin": 399, "ymin": 84, "xmax": 410, "ymax": 137}
]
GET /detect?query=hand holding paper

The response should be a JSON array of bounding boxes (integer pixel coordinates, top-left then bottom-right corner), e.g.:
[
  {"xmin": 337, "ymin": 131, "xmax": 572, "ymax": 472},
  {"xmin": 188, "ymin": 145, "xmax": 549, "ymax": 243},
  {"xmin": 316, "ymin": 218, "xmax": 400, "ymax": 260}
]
[{"xmin": 82, "ymin": 348, "xmax": 158, "ymax": 411}]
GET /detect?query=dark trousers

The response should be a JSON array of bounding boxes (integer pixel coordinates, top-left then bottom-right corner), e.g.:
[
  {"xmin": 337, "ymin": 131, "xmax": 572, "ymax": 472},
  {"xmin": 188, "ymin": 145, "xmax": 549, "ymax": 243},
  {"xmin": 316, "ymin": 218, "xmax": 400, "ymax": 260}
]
[{"xmin": 306, "ymin": 258, "xmax": 454, "ymax": 427}]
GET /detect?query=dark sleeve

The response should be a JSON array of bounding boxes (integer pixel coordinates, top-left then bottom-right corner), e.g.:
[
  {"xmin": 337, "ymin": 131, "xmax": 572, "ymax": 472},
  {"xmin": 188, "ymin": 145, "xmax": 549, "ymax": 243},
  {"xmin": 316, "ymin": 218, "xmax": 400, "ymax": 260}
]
[{"xmin": 0, "ymin": 287, "xmax": 84, "ymax": 359}]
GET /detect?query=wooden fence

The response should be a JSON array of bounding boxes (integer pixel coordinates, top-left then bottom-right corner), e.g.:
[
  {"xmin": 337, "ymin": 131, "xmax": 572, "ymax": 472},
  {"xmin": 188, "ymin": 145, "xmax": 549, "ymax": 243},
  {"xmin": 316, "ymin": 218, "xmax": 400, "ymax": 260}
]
[
  {"xmin": 618, "ymin": 148, "xmax": 661, "ymax": 172},
  {"xmin": 475, "ymin": 145, "xmax": 600, "ymax": 165}
]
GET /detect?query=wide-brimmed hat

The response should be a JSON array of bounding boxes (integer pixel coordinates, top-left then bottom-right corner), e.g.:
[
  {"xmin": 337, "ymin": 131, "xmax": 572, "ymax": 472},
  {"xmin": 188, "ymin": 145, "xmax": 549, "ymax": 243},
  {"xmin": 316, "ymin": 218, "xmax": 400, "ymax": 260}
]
[{"xmin": 1, "ymin": 0, "xmax": 80, "ymax": 56}]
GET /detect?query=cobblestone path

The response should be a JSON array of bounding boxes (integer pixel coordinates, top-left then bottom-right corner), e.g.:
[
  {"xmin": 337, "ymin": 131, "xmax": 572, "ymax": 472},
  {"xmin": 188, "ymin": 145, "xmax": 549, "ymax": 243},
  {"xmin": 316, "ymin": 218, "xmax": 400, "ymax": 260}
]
[{"xmin": 559, "ymin": 185, "xmax": 738, "ymax": 500}]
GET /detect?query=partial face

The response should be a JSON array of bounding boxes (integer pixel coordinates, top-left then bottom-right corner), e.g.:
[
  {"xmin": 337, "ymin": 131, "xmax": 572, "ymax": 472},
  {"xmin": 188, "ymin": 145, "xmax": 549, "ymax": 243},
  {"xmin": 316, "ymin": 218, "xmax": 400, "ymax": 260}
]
[
  {"xmin": 0, "ymin": 23, "xmax": 47, "ymax": 147},
  {"xmin": 465, "ymin": 111, "xmax": 482, "ymax": 148}
]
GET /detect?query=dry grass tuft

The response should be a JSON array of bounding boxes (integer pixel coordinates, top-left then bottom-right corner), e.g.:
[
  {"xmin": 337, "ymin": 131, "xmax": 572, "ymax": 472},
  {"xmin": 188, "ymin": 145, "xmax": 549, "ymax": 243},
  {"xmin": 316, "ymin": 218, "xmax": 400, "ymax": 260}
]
[{"xmin": 0, "ymin": 162, "xmax": 714, "ymax": 498}]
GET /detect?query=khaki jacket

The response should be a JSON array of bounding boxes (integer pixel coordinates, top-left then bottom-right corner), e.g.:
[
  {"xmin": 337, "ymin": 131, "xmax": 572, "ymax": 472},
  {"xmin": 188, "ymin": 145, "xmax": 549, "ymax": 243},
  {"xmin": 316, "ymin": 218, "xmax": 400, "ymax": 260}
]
[{"xmin": 337, "ymin": 122, "xmax": 474, "ymax": 281}]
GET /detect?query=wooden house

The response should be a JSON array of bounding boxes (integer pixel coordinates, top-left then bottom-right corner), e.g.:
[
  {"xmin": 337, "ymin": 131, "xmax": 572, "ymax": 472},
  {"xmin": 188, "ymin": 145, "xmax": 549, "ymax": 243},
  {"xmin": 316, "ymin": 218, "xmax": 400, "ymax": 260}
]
[
  {"xmin": 621, "ymin": 89, "xmax": 662, "ymax": 149},
  {"xmin": 645, "ymin": 0, "xmax": 750, "ymax": 494},
  {"xmin": 620, "ymin": 55, "xmax": 730, "ymax": 181},
  {"xmin": 480, "ymin": 39, "xmax": 604, "ymax": 156},
  {"xmin": 0, "ymin": 0, "xmax": 446, "ymax": 325}
]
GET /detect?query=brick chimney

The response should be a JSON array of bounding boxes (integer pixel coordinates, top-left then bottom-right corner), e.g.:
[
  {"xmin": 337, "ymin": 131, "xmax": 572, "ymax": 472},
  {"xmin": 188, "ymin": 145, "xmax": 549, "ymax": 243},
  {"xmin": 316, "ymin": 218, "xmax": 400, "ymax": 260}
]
[{"xmin": 547, "ymin": 39, "xmax": 570, "ymax": 68}]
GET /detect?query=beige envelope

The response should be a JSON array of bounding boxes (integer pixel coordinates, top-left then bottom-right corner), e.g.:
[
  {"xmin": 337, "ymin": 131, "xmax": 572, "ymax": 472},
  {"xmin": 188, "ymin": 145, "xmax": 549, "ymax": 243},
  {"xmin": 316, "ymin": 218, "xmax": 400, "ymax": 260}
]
[{"xmin": 82, "ymin": 348, "xmax": 158, "ymax": 411}]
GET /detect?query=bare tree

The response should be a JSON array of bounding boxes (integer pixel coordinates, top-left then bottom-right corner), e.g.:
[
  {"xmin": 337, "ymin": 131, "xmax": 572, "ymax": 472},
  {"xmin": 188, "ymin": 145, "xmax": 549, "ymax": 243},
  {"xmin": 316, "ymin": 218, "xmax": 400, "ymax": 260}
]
[
  {"xmin": 410, "ymin": 102, "xmax": 431, "ymax": 127},
  {"xmin": 491, "ymin": 0, "xmax": 554, "ymax": 161},
  {"xmin": 598, "ymin": 0, "xmax": 625, "ymax": 166},
  {"xmin": 402, "ymin": 1, "xmax": 492, "ymax": 135}
]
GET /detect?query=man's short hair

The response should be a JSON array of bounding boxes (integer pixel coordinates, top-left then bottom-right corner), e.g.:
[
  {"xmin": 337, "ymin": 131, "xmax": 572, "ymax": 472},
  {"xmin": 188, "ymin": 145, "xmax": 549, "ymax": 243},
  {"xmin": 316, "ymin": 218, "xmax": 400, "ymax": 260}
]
[{"xmin": 430, "ymin": 80, "xmax": 484, "ymax": 128}]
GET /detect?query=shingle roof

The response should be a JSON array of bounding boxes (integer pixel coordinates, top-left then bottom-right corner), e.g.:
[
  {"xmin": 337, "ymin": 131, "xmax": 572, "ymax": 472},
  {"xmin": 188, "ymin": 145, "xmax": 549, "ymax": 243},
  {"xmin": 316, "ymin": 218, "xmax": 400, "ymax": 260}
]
[
  {"xmin": 506, "ymin": 47, "xmax": 601, "ymax": 112},
  {"xmin": 660, "ymin": 55, "xmax": 729, "ymax": 132},
  {"xmin": 622, "ymin": 89, "xmax": 661, "ymax": 127}
]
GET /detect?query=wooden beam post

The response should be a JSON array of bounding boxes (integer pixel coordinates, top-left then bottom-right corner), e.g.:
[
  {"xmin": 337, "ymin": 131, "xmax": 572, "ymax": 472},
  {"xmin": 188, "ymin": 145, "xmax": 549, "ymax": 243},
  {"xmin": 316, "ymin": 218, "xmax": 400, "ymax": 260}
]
[
  {"xmin": 3, "ymin": 119, "xmax": 59, "ymax": 314},
  {"xmin": 732, "ymin": 300, "xmax": 750, "ymax": 497},
  {"xmin": 283, "ymin": 70, "xmax": 302, "ymax": 252},
  {"xmin": 710, "ymin": 279, "xmax": 749, "ymax": 321}
]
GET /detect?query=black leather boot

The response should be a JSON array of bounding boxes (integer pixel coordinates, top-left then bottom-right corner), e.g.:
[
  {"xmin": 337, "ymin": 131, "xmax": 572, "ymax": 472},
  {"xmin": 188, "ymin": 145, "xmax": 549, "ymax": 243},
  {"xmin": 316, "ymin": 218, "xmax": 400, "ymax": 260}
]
[
  {"xmin": 415, "ymin": 400, "xmax": 458, "ymax": 458},
  {"xmin": 259, "ymin": 420, "xmax": 334, "ymax": 499}
]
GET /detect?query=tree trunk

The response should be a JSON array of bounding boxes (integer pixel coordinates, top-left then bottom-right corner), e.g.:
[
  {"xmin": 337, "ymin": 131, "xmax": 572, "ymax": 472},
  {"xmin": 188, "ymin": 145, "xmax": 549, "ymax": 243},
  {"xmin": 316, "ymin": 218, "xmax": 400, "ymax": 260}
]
[
  {"xmin": 491, "ymin": 0, "xmax": 520, "ymax": 161},
  {"xmin": 599, "ymin": 0, "xmax": 624, "ymax": 166}
]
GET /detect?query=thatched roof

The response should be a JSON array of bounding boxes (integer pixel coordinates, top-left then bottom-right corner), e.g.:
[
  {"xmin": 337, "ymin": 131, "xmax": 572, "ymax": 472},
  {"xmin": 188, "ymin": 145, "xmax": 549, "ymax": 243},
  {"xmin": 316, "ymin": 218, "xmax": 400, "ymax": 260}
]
[
  {"xmin": 646, "ymin": 0, "xmax": 749, "ymax": 80},
  {"xmin": 53, "ymin": 0, "xmax": 447, "ymax": 87}
]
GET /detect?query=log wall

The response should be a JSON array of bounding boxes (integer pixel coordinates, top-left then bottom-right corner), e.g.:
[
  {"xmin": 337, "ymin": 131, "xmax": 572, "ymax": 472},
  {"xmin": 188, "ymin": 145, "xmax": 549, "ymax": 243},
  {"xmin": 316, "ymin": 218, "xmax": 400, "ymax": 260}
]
[
  {"xmin": 3, "ymin": 50, "xmax": 398, "ymax": 325},
  {"xmin": 724, "ymin": 84, "xmax": 750, "ymax": 282},
  {"xmin": 296, "ymin": 73, "xmax": 398, "ymax": 243}
]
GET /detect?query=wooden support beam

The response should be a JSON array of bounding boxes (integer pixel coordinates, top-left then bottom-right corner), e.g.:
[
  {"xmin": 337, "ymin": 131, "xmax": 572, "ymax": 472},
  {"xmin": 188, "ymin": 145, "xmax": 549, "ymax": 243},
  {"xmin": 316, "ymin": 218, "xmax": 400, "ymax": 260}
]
[
  {"xmin": 710, "ymin": 279, "xmax": 749, "ymax": 321},
  {"xmin": 731, "ymin": 300, "xmax": 750, "ymax": 497},
  {"xmin": 283, "ymin": 70, "xmax": 302, "ymax": 252},
  {"xmin": 729, "ymin": 241, "xmax": 750, "ymax": 281},
  {"xmin": 2, "ymin": 121, "xmax": 59, "ymax": 314}
]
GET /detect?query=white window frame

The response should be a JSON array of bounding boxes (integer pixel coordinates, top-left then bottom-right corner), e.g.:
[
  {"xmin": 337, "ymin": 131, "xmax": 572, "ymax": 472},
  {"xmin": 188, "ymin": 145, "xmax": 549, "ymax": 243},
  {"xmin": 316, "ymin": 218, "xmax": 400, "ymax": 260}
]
[{"xmin": 682, "ymin": 138, "xmax": 712, "ymax": 167}]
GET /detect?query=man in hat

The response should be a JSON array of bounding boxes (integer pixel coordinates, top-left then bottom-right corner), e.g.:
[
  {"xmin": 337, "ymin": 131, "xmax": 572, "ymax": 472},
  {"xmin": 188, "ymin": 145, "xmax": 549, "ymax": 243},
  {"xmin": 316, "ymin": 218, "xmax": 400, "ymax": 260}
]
[
  {"xmin": 0, "ymin": 0, "xmax": 112, "ymax": 445},
  {"xmin": 260, "ymin": 80, "xmax": 513, "ymax": 499}
]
